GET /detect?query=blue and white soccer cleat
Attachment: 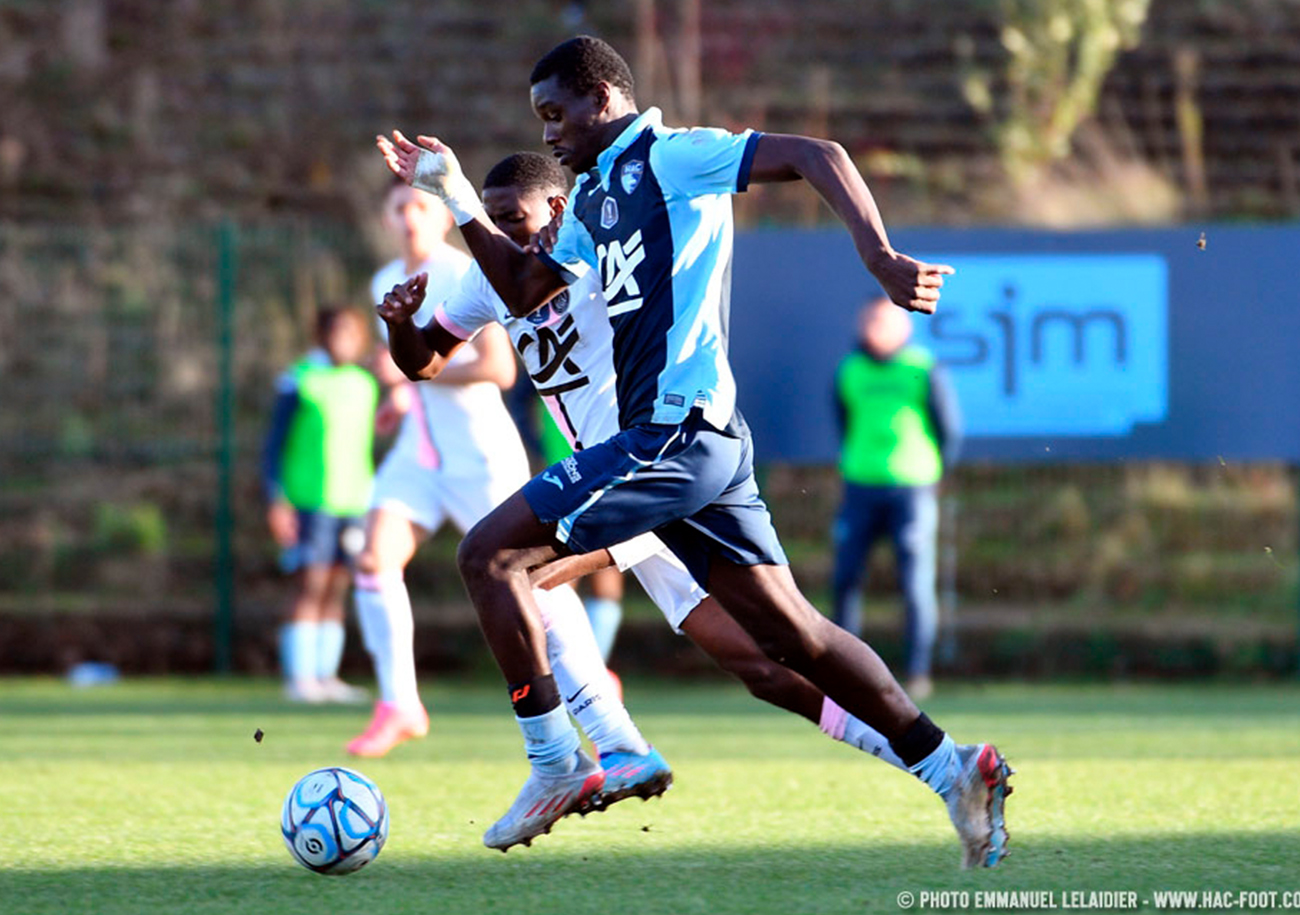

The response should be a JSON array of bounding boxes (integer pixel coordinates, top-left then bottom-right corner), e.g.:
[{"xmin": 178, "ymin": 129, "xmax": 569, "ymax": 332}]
[
  {"xmin": 482, "ymin": 751, "xmax": 605, "ymax": 852},
  {"xmin": 594, "ymin": 746, "xmax": 673, "ymax": 809},
  {"xmin": 944, "ymin": 743, "xmax": 1014, "ymax": 868}
]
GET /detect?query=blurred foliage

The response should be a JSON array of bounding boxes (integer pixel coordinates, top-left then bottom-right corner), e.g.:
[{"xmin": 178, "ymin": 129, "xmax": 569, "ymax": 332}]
[
  {"xmin": 3, "ymin": 0, "xmax": 1300, "ymax": 226},
  {"xmin": 961, "ymin": 0, "xmax": 1153, "ymax": 183}
]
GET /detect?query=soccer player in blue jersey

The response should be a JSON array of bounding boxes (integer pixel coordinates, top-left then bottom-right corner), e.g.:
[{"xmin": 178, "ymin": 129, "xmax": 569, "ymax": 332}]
[{"xmin": 377, "ymin": 36, "xmax": 1011, "ymax": 867}]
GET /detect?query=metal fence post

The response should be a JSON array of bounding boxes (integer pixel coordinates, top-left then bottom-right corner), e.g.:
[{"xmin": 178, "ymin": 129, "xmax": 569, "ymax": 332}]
[{"xmin": 213, "ymin": 221, "xmax": 237, "ymax": 673}]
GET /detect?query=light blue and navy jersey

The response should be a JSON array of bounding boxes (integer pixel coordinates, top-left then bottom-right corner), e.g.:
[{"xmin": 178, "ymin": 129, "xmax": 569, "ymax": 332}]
[{"xmin": 538, "ymin": 107, "xmax": 761, "ymax": 432}]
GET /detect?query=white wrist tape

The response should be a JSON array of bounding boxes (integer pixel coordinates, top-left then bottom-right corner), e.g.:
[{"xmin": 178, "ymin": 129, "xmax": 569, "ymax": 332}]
[{"xmin": 412, "ymin": 148, "xmax": 484, "ymax": 226}]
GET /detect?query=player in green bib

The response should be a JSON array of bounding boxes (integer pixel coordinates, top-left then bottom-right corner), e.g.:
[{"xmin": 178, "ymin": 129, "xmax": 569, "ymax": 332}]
[
  {"xmin": 832, "ymin": 297, "xmax": 962, "ymax": 701},
  {"xmin": 263, "ymin": 307, "xmax": 380, "ymax": 703}
]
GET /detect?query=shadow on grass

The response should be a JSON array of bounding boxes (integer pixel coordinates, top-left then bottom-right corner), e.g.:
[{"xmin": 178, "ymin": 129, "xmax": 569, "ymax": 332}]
[{"xmin": 4, "ymin": 832, "xmax": 1300, "ymax": 915}]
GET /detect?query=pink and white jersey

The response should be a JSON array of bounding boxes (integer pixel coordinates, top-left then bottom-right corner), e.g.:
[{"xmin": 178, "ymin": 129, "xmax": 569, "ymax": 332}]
[
  {"xmin": 371, "ymin": 246, "xmax": 526, "ymax": 479},
  {"xmin": 435, "ymin": 265, "xmax": 619, "ymax": 452},
  {"xmin": 436, "ymin": 263, "xmax": 709, "ymax": 629}
]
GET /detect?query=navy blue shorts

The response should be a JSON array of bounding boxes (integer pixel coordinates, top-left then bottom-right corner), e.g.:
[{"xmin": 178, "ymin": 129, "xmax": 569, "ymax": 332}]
[
  {"xmin": 281, "ymin": 510, "xmax": 365, "ymax": 574},
  {"xmin": 522, "ymin": 414, "xmax": 787, "ymax": 587}
]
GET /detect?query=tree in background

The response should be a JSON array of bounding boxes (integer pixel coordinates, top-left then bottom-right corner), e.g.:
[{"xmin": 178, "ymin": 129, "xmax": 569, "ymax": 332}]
[{"xmin": 959, "ymin": 0, "xmax": 1181, "ymax": 225}]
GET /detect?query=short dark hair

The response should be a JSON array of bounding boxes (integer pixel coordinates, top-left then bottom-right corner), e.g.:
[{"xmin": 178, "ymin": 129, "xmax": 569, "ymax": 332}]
[
  {"xmin": 483, "ymin": 152, "xmax": 568, "ymax": 198},
  {"xmin": 530, "ymin": 35, "xmax": 635, "ymax": 101},
  {"xmin": 315, "ymin": 305, "xmax": 363, "ymax": 341}
]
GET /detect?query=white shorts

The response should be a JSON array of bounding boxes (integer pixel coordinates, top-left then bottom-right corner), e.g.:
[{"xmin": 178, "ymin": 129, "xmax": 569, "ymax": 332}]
[
  {"xmin": 627, "ymin": 547, "xmax": 709, "ymax": 635},
  {"xmin": 370, "ymin": 448, "xmax": 528, "ymax": 534}
]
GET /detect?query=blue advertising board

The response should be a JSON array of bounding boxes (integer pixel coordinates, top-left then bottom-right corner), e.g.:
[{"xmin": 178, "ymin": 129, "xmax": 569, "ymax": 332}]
[
  {"xmin": 909, "ymin": 255, "xmax": 1167, "ymax": 436},
  {"xmin": 728, "ymin": 225, "xmax": 1300, "ymax": 463}
]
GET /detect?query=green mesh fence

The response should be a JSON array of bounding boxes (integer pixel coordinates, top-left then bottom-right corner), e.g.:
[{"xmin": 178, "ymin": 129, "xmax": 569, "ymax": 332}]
[{"xmin": 0, "ymin": 223, "xmax": 1296, "ymax": 674}]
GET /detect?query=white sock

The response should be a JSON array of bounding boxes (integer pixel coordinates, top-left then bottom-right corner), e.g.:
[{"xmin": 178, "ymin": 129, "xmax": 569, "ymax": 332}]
[
  {"xmin": 354, "ymin": 571, "xmax": 420, "ymax": 710},
  {"xmin": 316, "ymin": 620, "xmax": 346, "ymax": 680},
  {"xmin": 536, "ymin": 584, "xmax": 649, "ymax": 756},
  {"xmin": 517, "ymin": 704, "xmax": 581, "ymax": 774},
  {"xmin": 909, "ymin": 735, "xmax": 960, "ymax": 797},
  {"xmin": 583, "ymin": 596, "xmax": 623, "ymax": 661},
  {"xmin": 819, "ymin": 697, "xmax": 908, "ymax": 771},
  {"xmin": 280, "ymin": 621, "xmax": 319, "ymax": 685}
]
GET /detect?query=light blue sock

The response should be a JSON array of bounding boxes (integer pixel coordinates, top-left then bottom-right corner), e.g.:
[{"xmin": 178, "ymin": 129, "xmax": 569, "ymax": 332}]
[
  {"xmin": 316, "ymin": 620, "xmax": 346, "ymax": 680},
  {"xmin": 908, "ymin": 734, "xmax": 960, "ymax": 797},
  {"xmin": 583, "ymin": 597, "xmax": 623, "ymax": 662},
  {"xmin": 280, "ymin": 622, "xmax": 319, "ymax": 684},
  {"xmin": 278, "ymin": 625, "xmax": 293, "ymax": 679},
  {"xmin": 517, "ymin": 705, "xmax": 582, "ymax": 774}
]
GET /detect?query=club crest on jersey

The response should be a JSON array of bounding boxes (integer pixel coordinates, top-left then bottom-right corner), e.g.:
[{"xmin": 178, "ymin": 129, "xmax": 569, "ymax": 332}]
[
  {"xmin": 525, "ymin": 289, "xmax": 570, "ymax": 326},
  {"xmin": 600, "ymin": 196, "xmax": 619, "ymax": 229},
  {"xmin": 620, "ymin": 160, "xmax": 645, "ymax": 195}
]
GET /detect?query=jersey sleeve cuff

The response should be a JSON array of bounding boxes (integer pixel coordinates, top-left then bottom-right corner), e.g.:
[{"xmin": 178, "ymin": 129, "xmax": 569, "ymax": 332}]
[
  {"xmin": 735, "ymin": 131, "xmax": 764, "ymax": 193},
  {"xmin": 433, "ymin": 303, "xmax": 474, "ymax": 341},
  {"xmin": 536, "ymin": 249, "xmax": 581, "ymax": 285}
]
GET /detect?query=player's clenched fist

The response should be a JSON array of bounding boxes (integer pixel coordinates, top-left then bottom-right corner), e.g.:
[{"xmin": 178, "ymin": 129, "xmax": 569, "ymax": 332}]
[
  {"xmin": 868, "ymin": 251, "xmax": 954, "ymax": 315},
  {"xmin": 376, "ymin": 273, "xmax": 428, "ymax": 324},
  {"xmin": 376, "ymin": 131, "xmax": 484, "ymax": 226}
]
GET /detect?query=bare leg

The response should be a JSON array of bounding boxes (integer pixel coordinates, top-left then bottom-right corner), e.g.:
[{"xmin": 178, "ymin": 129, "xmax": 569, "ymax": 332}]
[
  {"xmin": 321, "ymin": 564, "xmax": 352, "ymax": 624},
  {"xmin": 356, "ymin": 506, "xmax": 424, "ymax": 578},
  {"xmin": 529, "ymin": 549, "xmax": 614, "ymax": 591},
  {"xmin": 289, "ymin": 563, "xmax": 335, "ymax": 624},
  {"xmin": 706, "ymin": 561, "xmax": 918, "ymax": 740},
  {"xmin": 679, "ymin": 597, "xmax": 823, "ymax": 721},
  {"xmin": 456, "ymin": 491, "xmax": 564, "ymax": 684},
  {"xmin": 352, "ymin": 508, "xmax": 428, "ymax": 713},
  {"xmin": 588, "ymin": 565, "xmax": 624, "ymax": 600},
  {"xmin": 530, "ymin": 551, "xmax": 900, "ymax": 732}
]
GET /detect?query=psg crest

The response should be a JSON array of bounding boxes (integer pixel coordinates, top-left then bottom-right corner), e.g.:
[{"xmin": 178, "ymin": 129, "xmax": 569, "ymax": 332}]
[
  {"xmin": 621, "ymin": 160, "xmax": 644, "ymax": 195},
  {"xmin": 526, "ymin": 289, "xmax": 570, "ymax": 325}
]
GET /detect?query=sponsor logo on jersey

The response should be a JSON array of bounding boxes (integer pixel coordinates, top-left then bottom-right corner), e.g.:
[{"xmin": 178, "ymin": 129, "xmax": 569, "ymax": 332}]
[
  {"xmin": 601, "ymin": 196, "xmax": 619, "ymax": 229},
  {"xmin": 561, "ymin": 454, "xmax": 582, "ymax": 483},
  {"xmin": 621, "ymin": 160, "xmax": 644, "ymax": 195},
  {"xmin": 596, "ymin": 230, "xmax": 645, "ymax": 317},
  {"xmin": 518, "ymin": 312, "xmax": 583, "ymax": 388},
  {"xmin": 542, "ymin": 471, "xmax": 564, "ymax": 490}
]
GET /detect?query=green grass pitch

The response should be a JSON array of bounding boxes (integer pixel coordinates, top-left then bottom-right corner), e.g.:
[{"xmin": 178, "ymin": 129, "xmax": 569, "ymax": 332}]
[{"xmin": 2, "ymin": 677, "xmax": 1299, "ymax": 914}]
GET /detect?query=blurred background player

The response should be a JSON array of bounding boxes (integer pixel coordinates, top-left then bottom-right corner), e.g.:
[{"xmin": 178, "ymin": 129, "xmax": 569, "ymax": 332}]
[
  {"xmin": 831, "ymin": 297, "xmax": 962, "ymax": 701},
  {"xmin": 347, "ymin": 178, "xmax": 526, "ymax": 756},
  {"xmin": 536, "ymin": 404, "xmax": 626, "ymax": 676},
  {"xmin": 262, "ymin": 306, "xmax": 378, "ymax": 703}
]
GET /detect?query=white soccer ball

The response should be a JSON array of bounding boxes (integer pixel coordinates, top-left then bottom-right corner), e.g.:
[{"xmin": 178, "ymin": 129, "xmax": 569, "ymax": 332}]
[{"xmin": 281, "ymin": 766, "xmax": 389, "ymax": 875}]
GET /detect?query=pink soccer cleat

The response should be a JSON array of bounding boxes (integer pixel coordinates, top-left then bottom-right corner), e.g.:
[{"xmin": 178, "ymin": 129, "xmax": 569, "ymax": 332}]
[{"xmin": 345, "ymin": 700, "xmax": 430, "ymax": 757}]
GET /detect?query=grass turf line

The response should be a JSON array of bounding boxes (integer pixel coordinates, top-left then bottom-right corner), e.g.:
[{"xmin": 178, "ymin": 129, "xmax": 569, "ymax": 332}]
[{"xmin": 1, "ymin": 678, "xmax": 1298, "ymax": 914}]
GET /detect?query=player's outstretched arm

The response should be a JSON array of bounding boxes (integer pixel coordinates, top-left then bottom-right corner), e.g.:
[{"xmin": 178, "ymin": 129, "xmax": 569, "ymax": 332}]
[
  {"xmin": 528, "ymin": 549, "xmax": 617, "ymax": 591},
  {"xmin": 376, "ymin": 131, "xmax": 567, "ymax": 317},
  {"xmin": 425, "ymin": 323, "xmax": 517, "ymax": 389},
  {"xmin": 375, "ymin": 274, "xmax": 465, "ymax": 381},
  {"xmin": 747, "ymin": 134, "xmax": 953, "ymax": 314}
]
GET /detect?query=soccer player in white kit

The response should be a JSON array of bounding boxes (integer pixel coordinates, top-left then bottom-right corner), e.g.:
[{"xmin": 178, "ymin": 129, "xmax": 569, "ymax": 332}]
[
  {"xmin": 351, "ymin": 181, "xmax": 662, "ymax": 791},
  {"xmin": 378, "ymin": 152, "xmax": 946, "ymax": 851},
  {"xmin": 348, "ymin": 180, "xmax": 527, "ymax": 756}
]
